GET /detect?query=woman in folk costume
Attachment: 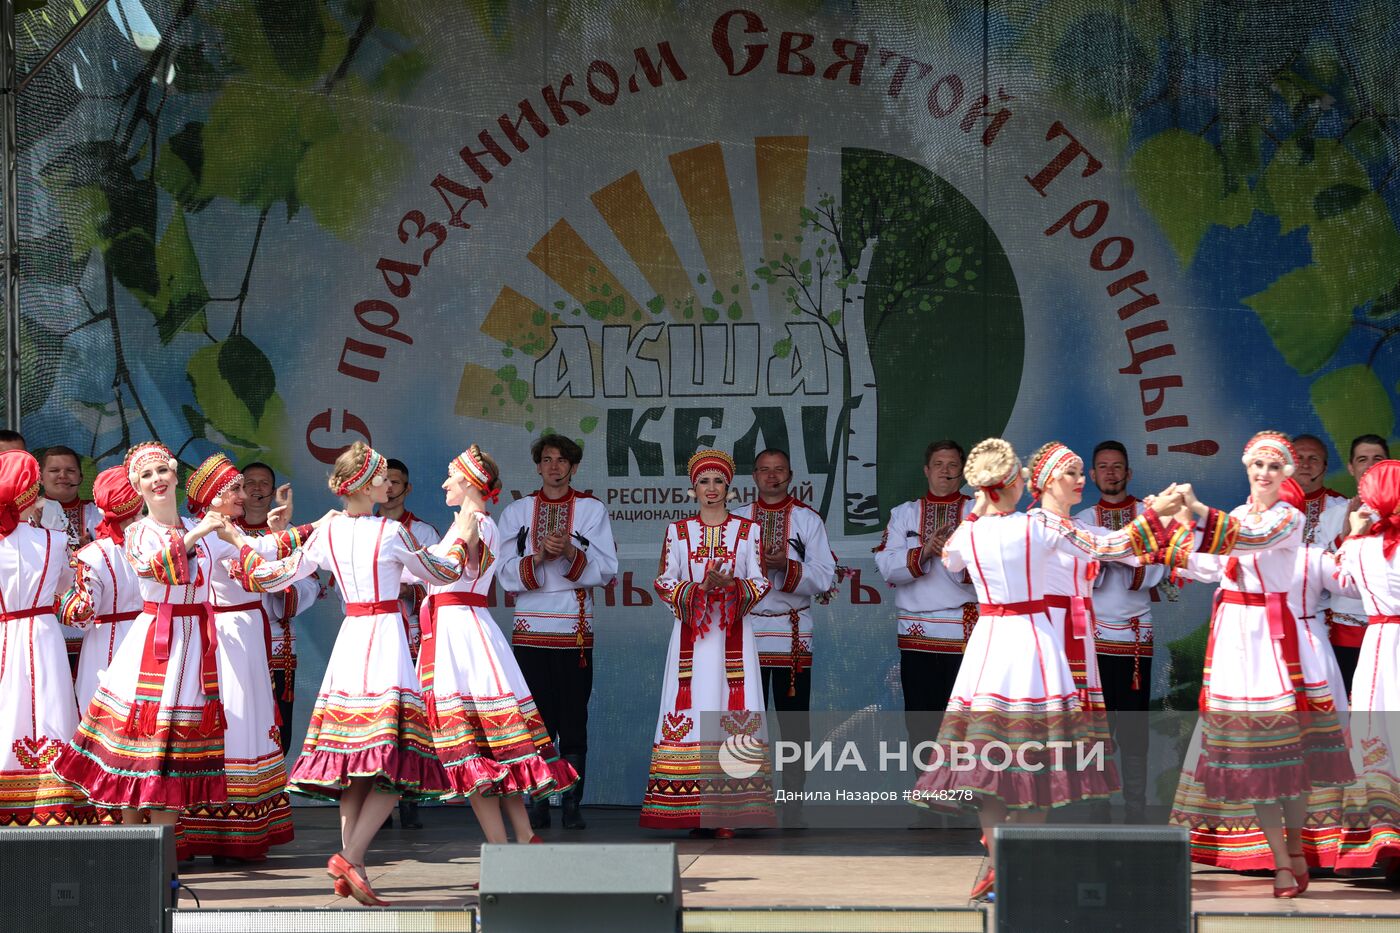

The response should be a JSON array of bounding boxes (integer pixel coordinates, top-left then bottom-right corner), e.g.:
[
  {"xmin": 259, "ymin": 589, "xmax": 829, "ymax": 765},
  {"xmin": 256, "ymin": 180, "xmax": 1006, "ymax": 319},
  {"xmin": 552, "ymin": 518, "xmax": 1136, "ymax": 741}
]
[
  {"xmin": 418, "ymin": 445, "xmax": 576, "ymax": 844},
  {"xmin": 1334, "ymin": 459, "xmax": 1400, "ymax": 879},
  {"xmin": 179, "ymin": 454, "xmax": 312, "ymax": 861},
  {"xmin": 1169, "ymin": 477, "xmax": 1357, "ymax": 872},
  {"xmin": 51, "ymin": 442, "xmax": 231, "ymax": 826},
  {"xmin": 0, "ymin": 450, "xmax": 90, "ymax": 826},
  {"xmin": 61, "ymin": 466, "xmax": 144, "ymax": 712},
  {"xmin": 911, "ymin": 438, "xmax": 1192, "ymax": 900},
  {"xmin": 1024, "ymin": 444, "xmax": 1118, "ymax": 746},
  {"xmin": 641, "ymin": 450, "xmax": 773, "ymax": 837},
  {"xmin": 1171, "ymin": 432, "xmax": 1354, "ymax": 898},
  {"xmin": 221, "ymin": 441, "xmax": 471, "ymax": 906}
]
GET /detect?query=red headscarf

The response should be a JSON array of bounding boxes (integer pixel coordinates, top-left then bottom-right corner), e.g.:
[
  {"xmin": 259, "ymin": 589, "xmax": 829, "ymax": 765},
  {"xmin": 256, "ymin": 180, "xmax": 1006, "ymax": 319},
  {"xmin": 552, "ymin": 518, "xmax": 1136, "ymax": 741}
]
[
  {"xmin": 1357, "ymin": 460, "xmax": 1400, "ymax": 560},
  {"xmin": 93, "ymin": 466, "xmax": 143, "ymax": 545},
  {"xmin": 1278, "ymin": 477, "xmax": 1306, "ymax": 512},
  {"xmin": 0, "ymin": 450, "xmax": 42, "ymax": 539}
]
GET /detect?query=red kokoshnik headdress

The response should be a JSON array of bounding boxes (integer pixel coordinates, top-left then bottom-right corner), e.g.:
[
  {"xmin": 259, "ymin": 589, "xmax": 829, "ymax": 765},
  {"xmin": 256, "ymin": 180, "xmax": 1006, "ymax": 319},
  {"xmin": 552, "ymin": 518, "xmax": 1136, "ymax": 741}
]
[
  {"xmin": 92, "ymin": 466, "xmax": 143, "ymax": 545},
  {"xmin": 1358, "ymin": 459, "xmax": 1400, "ymax": 560},
  {"xmin": 449, "ymin": 445, "xmax": 499, "ymax": 503},
  {"xmin": 0, "ymin": 449, "xmax": 42, "ymax": 539},
  {"xmin": 1028, "ymin": 442, "xmax": 1081, "ymax": 500},
  {"xmin": 337, "ymin": 446, "xmax": 387, "ymax": 497},
  {"xmin": 1242, "ymin": 431, "xmax": 1296, "ymax": 477},
  {"xmin": 185, "ymin": 453, "xmax": 241, "ymax": 517},
  {"xmin": 687, "ymin": 449, "xmax": 735, "ymax": 485},
  {"xmin": 124, "ymin": 441, "xmax": 178, "ymax": 486}
]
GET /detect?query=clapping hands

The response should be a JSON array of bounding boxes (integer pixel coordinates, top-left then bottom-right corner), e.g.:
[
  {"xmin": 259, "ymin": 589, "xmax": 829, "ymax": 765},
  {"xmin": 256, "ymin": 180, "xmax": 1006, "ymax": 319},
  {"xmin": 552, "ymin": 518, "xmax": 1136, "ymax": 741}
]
[{"xmin": 699, "ymin": 558, "xmax": 735, "ymax": 592}]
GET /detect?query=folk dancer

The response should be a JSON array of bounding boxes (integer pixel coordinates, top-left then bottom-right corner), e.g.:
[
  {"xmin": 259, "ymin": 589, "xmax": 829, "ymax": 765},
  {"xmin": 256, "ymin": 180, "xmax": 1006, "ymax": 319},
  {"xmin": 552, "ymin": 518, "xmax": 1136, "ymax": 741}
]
[
  {"xmin": 1292, "ymin": 434, "xmax": 1357, "ymax": 690},
  {"xmin": 222, "ymin": 441, "xmax": 473, "ymax": 906},
  {"xmin": 51, "ymin": 443, "xmax": 234, "ymax": 829},
  {"xmin": 418, "ymin": 445, "xmax": 577, "ymax": 843},
  {"xmin": 1075, "ymin": 440, "xmax": 1168, "ymax": 823},
  {"xmin": 912, "ymin": 438, "xmax": 1190, "ymax": 900},
  {"xmin": 1334, "ymin": 459, "xmax": 1400, "ymax": 879},
  {"xmin": 732, "ymin": 447, "xmax": 836, "ymax": 826},
  {"xmin": 497, "ymin": 434, "xmax": 617, "ymax": 831},
  {"xmin": 60, "ymin": 467, "xmax": 144, "ymax": 712},
  {"xmin": 641, "ymin": 450, "xmax": 773, "ymax": 837},
  {"xmin": 873, "ymin": 441, "xmax": 977, "ymax": 743},
  {"xmin": 0, "ymin": 451, "xmax": 90, "ymax": 826},
  {"xmin": 1170, "ymin": 433, "xmax": 1354, "ymax": 898},
  {"xmin": 179, "ymin": 454, "xmax": 314, "ymax": 862},
  {"xmin": 37, "ymin": 445, "xmax": 100, "ymax": 681}
]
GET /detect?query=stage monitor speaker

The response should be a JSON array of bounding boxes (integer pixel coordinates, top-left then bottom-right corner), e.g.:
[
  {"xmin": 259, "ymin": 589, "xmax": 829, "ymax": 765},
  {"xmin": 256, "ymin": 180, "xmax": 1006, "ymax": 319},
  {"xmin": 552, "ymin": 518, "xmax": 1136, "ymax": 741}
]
[
  {"xmin": 1196, "ymin": 914, "xmax": 1400, "ymax": 932},
  {"xmin": 0, "ymin": 823, "xmax": 177, "ymax": 933},
  {"xmin": 683, "ymin": 906, "xmax": 987, "ymax": 931},
  {"xmin": 479, "ymin": 842, "xmax": 680, "ymax": 933},
  {"xmin": 170, "ymin": 908, "xmax": 474, "ymax": 932},
  {"xmin": 993, "ymin": 824, "xmax": 1189, "ymax": 933}
]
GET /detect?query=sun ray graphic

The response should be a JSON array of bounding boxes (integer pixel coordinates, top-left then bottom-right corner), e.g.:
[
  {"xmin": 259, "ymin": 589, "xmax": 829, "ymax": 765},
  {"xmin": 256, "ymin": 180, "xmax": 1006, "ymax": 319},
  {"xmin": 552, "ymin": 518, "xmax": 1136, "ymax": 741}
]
[{"xmin": 460, "ymin": 137, "xmax": 814, "ymax": 444}]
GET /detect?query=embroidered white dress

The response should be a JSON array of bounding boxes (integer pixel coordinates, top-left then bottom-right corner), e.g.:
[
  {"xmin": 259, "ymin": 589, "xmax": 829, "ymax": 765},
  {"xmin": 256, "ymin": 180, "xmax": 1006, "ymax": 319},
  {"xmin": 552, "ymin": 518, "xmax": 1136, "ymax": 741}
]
[
  {"xmin": 1334, "ymin": 534, "xmax": 1400, "ymax": 869},
  {"xmin": 62, "ymin": 537, "xmax": 142, "ymax": 711},
  {"xmin": 0, "ymin": 523, "xmax": 88, "ymax": 825},
  {"xmin": 52, "ymin": 517, "xmax": 229, "ymax": 811},
  {"xmin": 418, "ymin": 515, "xmax": 577, "ymax": 798},
  {"xmin": 235, "ymin": 514, "xmax": 465, "ymax": 800},
  {"xmin": 641, "ymin": 515, "xmax": 773, "ymax": 829}
]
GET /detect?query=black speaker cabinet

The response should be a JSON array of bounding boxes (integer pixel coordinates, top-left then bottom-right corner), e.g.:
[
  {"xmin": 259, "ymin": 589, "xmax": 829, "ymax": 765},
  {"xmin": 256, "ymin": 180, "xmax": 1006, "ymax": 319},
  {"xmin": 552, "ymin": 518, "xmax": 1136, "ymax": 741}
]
[
  {"xmin": 994, "ymin": 824, "xmax": 1189, "ymax": 933},
  {"xmin": 479, "ymin": 842, "xmax": 681, "ymax": 933},
  {"xmin": 0, "ymin": 823, "xmax": 177, "ymax": 933}
]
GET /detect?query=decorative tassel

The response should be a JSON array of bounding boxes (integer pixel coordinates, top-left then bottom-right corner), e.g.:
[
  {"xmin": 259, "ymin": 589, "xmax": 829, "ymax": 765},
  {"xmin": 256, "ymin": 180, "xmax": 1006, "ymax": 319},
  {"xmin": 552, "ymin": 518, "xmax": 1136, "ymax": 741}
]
[
  {"xmin": 199, "ymin": 699, "xmax": 226, "ymax": 737},
  {"xmin": 424, "ymin": 692, "xmax": 439, "ymax": 731}
]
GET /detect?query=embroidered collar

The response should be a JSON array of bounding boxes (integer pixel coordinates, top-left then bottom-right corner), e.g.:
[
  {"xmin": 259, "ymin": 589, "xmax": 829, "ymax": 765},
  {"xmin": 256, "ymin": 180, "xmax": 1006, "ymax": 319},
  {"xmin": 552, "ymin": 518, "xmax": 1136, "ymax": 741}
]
[
  {"xmin": 923, "ymin": 491, "xmax": 966, "ymax": 504},
  {"xmin": 1094, "ymin": 495, "xmax": 1136, "ymax": 510},
  {"xmin": 535, "ymin": 488, "xmax": 576, "ymax": 504},
  {"xmin": 756, "ymin": 494, "xmax": 797, "ymax": 512}
]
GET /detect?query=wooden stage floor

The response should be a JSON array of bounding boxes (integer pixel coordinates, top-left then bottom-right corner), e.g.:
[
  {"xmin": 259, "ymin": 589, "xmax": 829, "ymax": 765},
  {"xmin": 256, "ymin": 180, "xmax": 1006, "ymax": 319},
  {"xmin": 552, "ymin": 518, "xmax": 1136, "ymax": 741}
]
[{"xmin": 173, "ymin": 806, "xmax": 1400, "ymax": 918}]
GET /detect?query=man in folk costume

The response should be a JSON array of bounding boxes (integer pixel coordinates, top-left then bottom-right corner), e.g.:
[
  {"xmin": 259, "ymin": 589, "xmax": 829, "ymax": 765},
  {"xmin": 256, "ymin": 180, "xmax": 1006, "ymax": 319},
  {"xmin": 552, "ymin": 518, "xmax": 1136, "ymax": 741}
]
[
  {"xmin": 37, "ymin": 445, "xmax": 101, "ymax": 681},
  {"xmin": 377, "ymin": 458, "xmax": 441, "ymax": 831},
  {"xmin": 0, "ymin": 451, "xmax": 91, "ymax": 826},
  {"xmin": 732, "ymin": 448, "xmax": 836, "ymax": 826},
  {"xmin": 873, "ymin": 441, "xmax": 977, "ymax": 741},
  {"xmin": 1315, "ymin": 434, "xmax": 1390, "ymax": 694},
  {"xmin": 61, "ymin": 467, "xmax": 145, "ymax": 712},
  {"xmin": 1075, "ymin": 440, "xmax": 1167, "ymax": 823},
  {"xmin": 237, "ymin": 461, "xmax": 322, "ymax": 757},
  {"xmin": 642, "ymin": 450, "xmax": 774, "ymax": 836},
  {"xmin": 497, "ymin": 434, "xmax": 618, "ymax": 831}
]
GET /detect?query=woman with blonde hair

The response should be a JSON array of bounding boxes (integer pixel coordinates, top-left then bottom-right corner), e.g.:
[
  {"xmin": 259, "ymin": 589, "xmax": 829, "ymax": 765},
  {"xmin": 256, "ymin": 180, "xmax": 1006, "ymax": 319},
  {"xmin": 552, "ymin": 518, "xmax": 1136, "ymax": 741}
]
[
  {"xmin": 417, "ymin": 444, "xmax": 576, "ymax": 844},
  {"xmin": 221, "ymin": 441, "xmax": 476, "ymax": 905},
  {"xmin": 912, "ymin": 437, "xmax": 1190, "ymax": 899}
]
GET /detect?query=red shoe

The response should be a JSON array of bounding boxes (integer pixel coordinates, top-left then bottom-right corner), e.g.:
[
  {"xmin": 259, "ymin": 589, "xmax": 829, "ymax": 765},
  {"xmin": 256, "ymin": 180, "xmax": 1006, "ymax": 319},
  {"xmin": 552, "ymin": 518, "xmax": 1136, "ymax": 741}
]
[
  {"xmin": 1272, "ymin": 868, "xmax": 1300, "ymax": 899},
  {"xmin": 333, "ymin": 878, "xmax": 350, "ymax": 898},
  {"xmin": 342, "ymin": 863, "xmax": 391, "ymax": 907},
  {"xmin": 327, "ymin": 853, "xmax": 353, "ymax": 882},
  {"xmin": 970, "ymin": 867, "xmax": 995, "ymax": 900},
  {"xmin": 714, "ymin": 828, "xmax": 736, "ymax": 840},
  {"xmin": 528, "ymin": 835, "xmax": 544, "ymax": 844},
  {"xmin": 1288, "ymin": 852, "xmax": 1310, "ymax": 894}
]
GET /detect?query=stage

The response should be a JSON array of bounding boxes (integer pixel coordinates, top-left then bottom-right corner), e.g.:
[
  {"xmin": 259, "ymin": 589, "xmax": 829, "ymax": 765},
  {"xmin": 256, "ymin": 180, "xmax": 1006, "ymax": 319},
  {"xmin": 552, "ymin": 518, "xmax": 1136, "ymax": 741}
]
[{"xmin": 173, "ymin": 807, "xmax": 1400, "ymax": 918}]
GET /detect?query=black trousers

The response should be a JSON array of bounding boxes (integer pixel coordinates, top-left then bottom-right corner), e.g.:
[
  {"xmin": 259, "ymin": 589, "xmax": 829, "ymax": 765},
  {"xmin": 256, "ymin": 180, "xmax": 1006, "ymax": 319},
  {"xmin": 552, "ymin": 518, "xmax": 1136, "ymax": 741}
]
[
  {"xmin": 512, "ymin": 645, "xmax": 593, "ymax": 758},
  {"xmin": 1333, "ymin": 644, "xmax": 1361, "ymax": 700},
  {"xmin": 762, "ymin": 665, "xmax": 812, "ymax": 794},
  {"xmin": 900, "ymin": 650, "xmax": 963, "ymax": 744},
  {"xmin": 1098, "ymin": 650, "xmax": 1152, "ymax": 760},
  {"xmin": 271, "ymin": 667, "xmax": 296, "ymax": 757}
]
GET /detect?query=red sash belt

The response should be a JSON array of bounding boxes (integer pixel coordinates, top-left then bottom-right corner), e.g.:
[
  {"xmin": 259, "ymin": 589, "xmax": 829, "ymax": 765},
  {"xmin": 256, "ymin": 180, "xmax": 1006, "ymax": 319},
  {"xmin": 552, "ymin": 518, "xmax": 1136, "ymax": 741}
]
[
  {"xmin": 94, "ymin": 610, "xmax": 140, "ymax": 625},
  {"xmin": 0, "ymin": 606, "xmax": 55, "ymax": 622},
  {"xmin": 1217, "ymin": 589, "xmax": 1306, "ymax": 712},
  {"xmin": 418, "ymin": 591, "xmax": 489, "ymax": 730},
  {"xmin": 676, "ymin": 585, "xmax": 746, "ymax": 714},
  {"xmin": 1046, "ymin": 594, "xmax": 1095, "ymax": 693},
  {"xmin": 977, "ymin": 599, "xmax": 1048, "ymax": 616},
  {"xmin": 210, "ymin": 598, "xmax": 280, "ymax": 727},
  {"xmin": 786, "ymin": 608, "xmax": 803, "ymax": 698},
  {"xmin": 345, "ymin": 599, "xmax": 402, "ymax": 616},
  {"xmin": 131, "ymin": 601, "xmax": 223, "ymax": 738},
  {"xmin": 1370, "ymin": 615, "xmax": 1400, "ymax": 625}
]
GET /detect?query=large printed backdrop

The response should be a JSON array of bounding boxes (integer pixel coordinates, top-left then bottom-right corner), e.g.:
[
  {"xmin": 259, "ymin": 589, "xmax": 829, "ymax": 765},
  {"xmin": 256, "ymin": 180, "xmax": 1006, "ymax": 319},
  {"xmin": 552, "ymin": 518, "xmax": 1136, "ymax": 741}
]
[{"xmin": 14, "ymin": 1, "xmax": 1400, "ymax": 804}]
